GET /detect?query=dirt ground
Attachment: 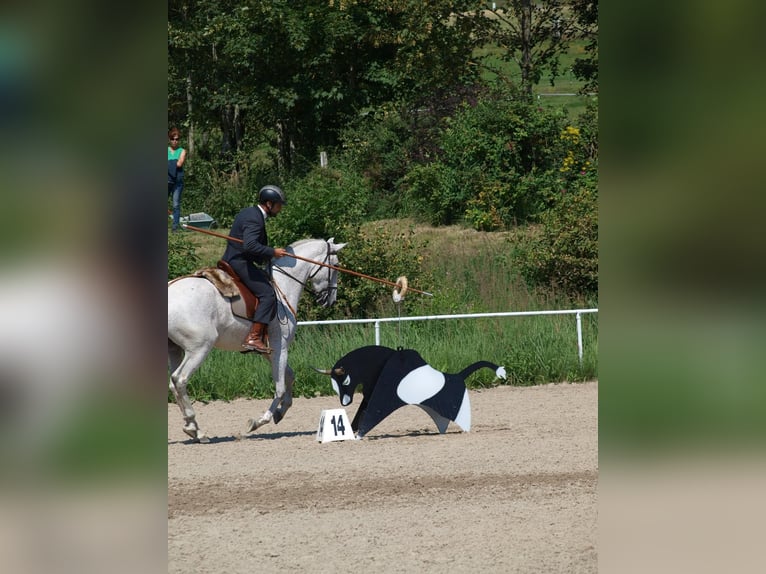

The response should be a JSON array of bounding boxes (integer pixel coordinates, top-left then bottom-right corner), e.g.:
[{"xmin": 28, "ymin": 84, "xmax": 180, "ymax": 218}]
[{"xmin": 168, "ymin": 382, "xmax": 598, "ymax": 573}]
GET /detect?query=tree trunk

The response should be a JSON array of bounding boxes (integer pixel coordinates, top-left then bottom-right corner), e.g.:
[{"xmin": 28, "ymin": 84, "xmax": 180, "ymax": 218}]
[
  {"xmin": 221, "ymin": 104, "xmax": 245, "ymax": 179},
  {"xmin": 520, "ymin": 0, "xmax": 533, "ymax": 97},
  {"xmin": 186, "ymin": 72, "xmax": 194, "ymax": 157},
  {"xmin": 276, "ymin": 119, "xmax": 294, "ymax": 173}
]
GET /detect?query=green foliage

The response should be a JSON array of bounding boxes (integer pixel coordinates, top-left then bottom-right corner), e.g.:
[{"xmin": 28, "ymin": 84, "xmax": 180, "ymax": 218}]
[
  {"xmin": 570, "ymin": 1, "xmax": 599, "ymax": 93},
  {"xmin": 561, "ymin": 98, "xmax": 598, "ymax": 183},
  {"xmin": 464, "ymin": 179, "xmax": 507, "ymax": 231},
  {"xmin": 515, "ymin": 173, "xmax": 598, "ymax": 296},
  {"xmin": 339, "ymin": 106, "xmax": 416, "ymax": 202},
  {"xmin": 182, "ymin": 147, "xmax": 280, "ymax": 228},
  {"xmin": 510, "ymin": 100, "xmax": 598, "ymax": 296},
  {"xmin": 401, "ymin": 162, "xmax": 463, "ymax": 226},
  {"xmin": 463, "ymin": 169, "xmax": 565, "ymax": 231},
  {"xmin": 268, "ymin": 164, "xmax": 373, "ymax": 247},
  {"xmin": 444, "ymin": 92, "xmax": 566, "ymax": 177},
  {"xmin": 169, "ymin": 0, "xmax": 486, "ymax": 171},
  {"xmin": 402, "ymin": 90, "xmax": 568, "ymax": 229},
  {"xmin": 167, "ymin": 231, "xmax": 202, "ymax": 280}
]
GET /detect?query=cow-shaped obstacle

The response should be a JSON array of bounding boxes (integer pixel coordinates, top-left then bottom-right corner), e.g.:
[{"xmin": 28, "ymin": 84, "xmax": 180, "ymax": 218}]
[{"xmin": 315, "ymin": 346, "xmax": 507, "ymax": 437}]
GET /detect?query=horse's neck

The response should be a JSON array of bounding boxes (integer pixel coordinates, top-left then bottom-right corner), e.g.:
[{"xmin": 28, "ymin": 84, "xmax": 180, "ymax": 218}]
[
  {"xmin": 273, "ymin": 245, "xmax": 319, "ymax": 314},
  {"xmin": 273, "ymin": 270, "xmax": 304, "ymax": 314}
]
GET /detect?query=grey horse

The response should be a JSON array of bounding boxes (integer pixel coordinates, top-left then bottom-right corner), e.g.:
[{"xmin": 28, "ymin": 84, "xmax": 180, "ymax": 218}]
[{"xmin": 168, "ymin": 237, "xmax": 346, "ymax": 442}]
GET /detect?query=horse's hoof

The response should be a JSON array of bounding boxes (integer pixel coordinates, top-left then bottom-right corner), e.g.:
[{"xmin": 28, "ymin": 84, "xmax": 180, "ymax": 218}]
[
  {"xmin": 246, "ymin": 418, "xmax": 259, "ymax": 433},
  {"xmin": 183, "ymin": 425, "xmax": 199, "ymax": 440},
  {"xmin": 272, "ymin": 411, "xmax": 283, "ymax": 425},
  {"xmin": 198, "ymin": 433, "xmax": 210, "ymax": 444}
]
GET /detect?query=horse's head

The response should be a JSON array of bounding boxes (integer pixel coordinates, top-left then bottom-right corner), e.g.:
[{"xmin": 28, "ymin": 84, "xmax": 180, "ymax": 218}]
[{"xmin": 309, "ymin": 237, "xmax": 346, "ymax": 307}]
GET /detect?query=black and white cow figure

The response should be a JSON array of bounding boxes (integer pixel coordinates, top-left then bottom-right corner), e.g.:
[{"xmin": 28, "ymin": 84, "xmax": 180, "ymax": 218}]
[{"xmin": 315, "ymin": 345, "xmax": 507, "ymax": 437}]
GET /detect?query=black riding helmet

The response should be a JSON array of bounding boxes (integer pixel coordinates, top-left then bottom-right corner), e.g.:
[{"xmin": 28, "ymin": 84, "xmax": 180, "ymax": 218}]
[{"xmin": 258, "ymin": 185, "xmax": 287, "ymax": 205}]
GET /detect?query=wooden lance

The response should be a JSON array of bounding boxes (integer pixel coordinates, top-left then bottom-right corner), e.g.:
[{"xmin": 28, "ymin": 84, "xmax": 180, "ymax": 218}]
[{"xmin": 181, "ymin": 224, "xmax": 434, "ymax": 297}]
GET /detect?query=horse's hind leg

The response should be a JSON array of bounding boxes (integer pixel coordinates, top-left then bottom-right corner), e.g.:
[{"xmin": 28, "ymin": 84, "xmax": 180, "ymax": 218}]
[{"xmin": 168, "ymin": 339, "xmax": 211, "ymax": 443}]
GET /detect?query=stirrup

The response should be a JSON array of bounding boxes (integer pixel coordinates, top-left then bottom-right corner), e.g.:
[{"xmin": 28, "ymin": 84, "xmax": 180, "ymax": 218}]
[{"xmin": 240, "ymin": 342, "xmax": 271, "ymax": 354}]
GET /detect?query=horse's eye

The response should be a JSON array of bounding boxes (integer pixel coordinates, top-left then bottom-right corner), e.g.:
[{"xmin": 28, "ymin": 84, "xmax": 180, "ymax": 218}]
[{"xmin": 342, "ymin": 375, "xmax": 351, "ymax": 387}]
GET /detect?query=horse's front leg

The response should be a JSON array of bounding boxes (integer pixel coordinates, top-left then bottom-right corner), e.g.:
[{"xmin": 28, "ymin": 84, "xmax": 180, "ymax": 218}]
[
  {"xmin": 272, "ymin": 364, "xmax": 295, "ymax": 424},
  {"xmin": 246, "ymin": 395, "xmax": 275, "ymax": 432},
  {"xmin": 246, "ymin": 346, "xmax": 293, "ymax": 432}
]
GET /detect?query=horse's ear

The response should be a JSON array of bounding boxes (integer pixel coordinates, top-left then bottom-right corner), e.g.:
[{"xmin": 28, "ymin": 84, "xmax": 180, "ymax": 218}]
[{"xmin": 328, "ymin": 237, "xmax": 347, "ymax": 251}]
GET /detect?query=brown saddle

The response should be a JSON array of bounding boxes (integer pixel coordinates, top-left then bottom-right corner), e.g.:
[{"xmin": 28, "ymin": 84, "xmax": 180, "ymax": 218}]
[{"xmin": 215, "ymin": 260, "xmax": 258, "ymax": 320}]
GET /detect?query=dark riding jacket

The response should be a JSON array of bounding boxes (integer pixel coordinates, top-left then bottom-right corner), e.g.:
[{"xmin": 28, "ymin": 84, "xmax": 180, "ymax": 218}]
[{"xmin": 222, "ymin": 205, "xmax": 277, "ymax": 323}]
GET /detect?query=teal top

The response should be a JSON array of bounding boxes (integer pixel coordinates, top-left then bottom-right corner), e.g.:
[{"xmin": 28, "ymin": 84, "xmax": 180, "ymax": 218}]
[{"xmin": 168, "ymin": 146, "xmax": 184, "ymax": 161}]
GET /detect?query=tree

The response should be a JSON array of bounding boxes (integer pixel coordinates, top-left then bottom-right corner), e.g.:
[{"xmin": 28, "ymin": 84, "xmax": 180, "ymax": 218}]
[
  {"xmin": 168, "ymin": 0, "xmax": 487, "ymax": 173},
  {"xmin": 483, "ymin": 1, "xmax": 583, "ymax": 97},
  {"xmin": 570, "ymin": 0, "xmax": 598, "ymax": 93}
]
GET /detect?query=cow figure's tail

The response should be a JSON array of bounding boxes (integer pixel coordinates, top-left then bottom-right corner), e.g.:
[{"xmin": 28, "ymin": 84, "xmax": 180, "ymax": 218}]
[{"xmin": 457, "ymin": 361, "xmax": 507, "ymax": 381}]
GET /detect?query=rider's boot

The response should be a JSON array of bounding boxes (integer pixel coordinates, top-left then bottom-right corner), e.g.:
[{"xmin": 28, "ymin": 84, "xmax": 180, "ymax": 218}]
[{"xmin": 241, "ymin": 322, "xmax": 271, "ymax": 354}]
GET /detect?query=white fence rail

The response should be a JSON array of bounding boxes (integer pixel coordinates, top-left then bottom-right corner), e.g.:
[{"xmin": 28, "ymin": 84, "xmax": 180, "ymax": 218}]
[{"xmin": 298, "ymin": 309, "xmax": 598, "ymax": 364}]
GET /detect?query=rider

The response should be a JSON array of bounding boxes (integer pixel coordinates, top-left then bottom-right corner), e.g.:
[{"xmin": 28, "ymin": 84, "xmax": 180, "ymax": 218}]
[{"xmin": 222, "ymin": 185, "xmax": 289, "ymax": 354}]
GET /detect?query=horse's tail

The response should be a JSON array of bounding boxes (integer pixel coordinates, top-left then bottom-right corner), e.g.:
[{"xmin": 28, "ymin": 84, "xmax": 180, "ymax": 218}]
[{"xmin": 457, "ymin": 361, "xmax": 507, "ymax": 382}]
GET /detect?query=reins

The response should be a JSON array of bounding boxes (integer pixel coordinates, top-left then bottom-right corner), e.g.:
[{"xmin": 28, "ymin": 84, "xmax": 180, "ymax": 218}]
[{"xmin": 271, "ymin": 277, "xmax": 297, "ymax": 320}]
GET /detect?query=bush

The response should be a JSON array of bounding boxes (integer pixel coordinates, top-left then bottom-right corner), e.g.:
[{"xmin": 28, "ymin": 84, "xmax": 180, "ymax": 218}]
[
  {"xmin": 401, "ymin": 89, "xmax": 569, "ymax": 229},
  {"xmin": 168, "ymin": 231, "xmax": 201, "ymax": 280},
  {"xmin": 182, "ymin": 145, "xmax": 281, "ymax": 228},
  {"xmin": 339, "ymin": 106, "xmax": 415, "ymax": 198},
  {"xmin": 515, "ymin": 173, "xmax": 598, "ymax": 296},
  {"xmin": 268, "ymin": 164, "xmax": 373, "ymax": 248},
  {"xmin": 400, "ymin": 162, "xmax": 465, "ymax": 225}
]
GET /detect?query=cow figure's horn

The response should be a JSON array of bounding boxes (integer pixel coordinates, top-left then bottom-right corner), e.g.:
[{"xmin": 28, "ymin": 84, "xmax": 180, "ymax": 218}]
[{"xmin": 312, "ymin": 366, "xmax": 345, "ymax": 376}]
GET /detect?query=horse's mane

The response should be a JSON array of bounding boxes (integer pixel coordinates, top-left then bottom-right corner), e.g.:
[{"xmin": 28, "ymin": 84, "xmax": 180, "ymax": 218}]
[{"xmin": 289, "ymin": 238, "xmax": 320, "ymax": 248}]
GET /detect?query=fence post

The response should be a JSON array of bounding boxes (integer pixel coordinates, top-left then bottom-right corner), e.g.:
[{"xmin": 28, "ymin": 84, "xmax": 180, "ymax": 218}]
[
  {"xmin": 375, "ymin": 320, "xmax": 381, "ymax": 346},
  {"xmin": 576, "ymin": 312, "xmax": 583, "ymax": 365}
]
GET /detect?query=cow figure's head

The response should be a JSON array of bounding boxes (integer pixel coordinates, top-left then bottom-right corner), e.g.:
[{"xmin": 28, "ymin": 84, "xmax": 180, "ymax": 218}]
[
  {"xmin": 313, "ymin": 346, "xmax": 398, "ymax": 412},
  {"xmin": 314, "ymin": 365, "xmax": 355, "ymax": 406}
]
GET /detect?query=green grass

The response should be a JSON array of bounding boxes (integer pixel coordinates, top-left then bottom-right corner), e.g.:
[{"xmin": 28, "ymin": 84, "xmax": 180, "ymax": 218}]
[
  {"xmin": 169, "ymin": 218, "xmax": 598, "ymax": 402},
  {"xmin": 180, "ymin": 312, "xmax": 597, "ymax": 402}
]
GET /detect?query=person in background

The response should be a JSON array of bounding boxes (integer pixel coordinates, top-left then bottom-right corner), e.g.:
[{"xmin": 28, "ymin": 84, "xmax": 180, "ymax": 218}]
[
  {"xmin": 222, "ymin": 185, "xmax": 288, "ymax": 354},
  {"xmin": 167, "ymin": 127, "xmax": 187, "ymax": 232}
]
